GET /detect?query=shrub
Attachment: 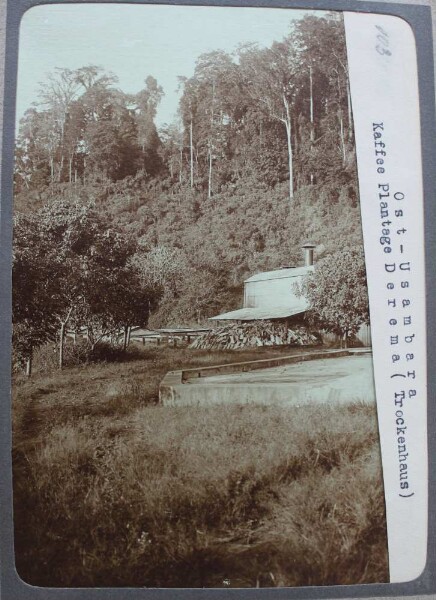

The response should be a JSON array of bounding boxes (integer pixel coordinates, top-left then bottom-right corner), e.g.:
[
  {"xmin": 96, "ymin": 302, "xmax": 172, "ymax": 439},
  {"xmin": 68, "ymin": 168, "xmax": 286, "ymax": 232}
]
[{"xmin": 21, "ymin": 339, "xmax": 148, "ymax": 375}]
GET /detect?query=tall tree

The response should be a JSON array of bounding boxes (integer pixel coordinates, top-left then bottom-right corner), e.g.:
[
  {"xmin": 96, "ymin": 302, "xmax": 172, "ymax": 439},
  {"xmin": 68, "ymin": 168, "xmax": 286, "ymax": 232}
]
[
  {"xmin": 193, "ymin": 51, "xmax": 235, "ymax": 198},
  {"xmin": 14, "ymin": 108, "xmax": 51, "ymax": 190},
  {"xmin": 135, "ymin": 76, "xmax": 164, "ymax": 176},
  {"xmin": 290, "ymin": 14, "xmax": 352, "ymax": 168},
  {"xmin": 239, "ymin": 41, "xmax": 298, "ymax": 204},
  {"xmin": 37, "ymin": 68, "xmax": 81, "ymax": 182},
  {"xmin": 78, "ymin": 71, "xmax": 141, "ymax": 181},
  {"xmin": 178, "ymin": 76, "xmax": 199, "ymax": 189},
  {"xmin": 158, "ymin": 122, "xmax": 184, "ymax": 183}
]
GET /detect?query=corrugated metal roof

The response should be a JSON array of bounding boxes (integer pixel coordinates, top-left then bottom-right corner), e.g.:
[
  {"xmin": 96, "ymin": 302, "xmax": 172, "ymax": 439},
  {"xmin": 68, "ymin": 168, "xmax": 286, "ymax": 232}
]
[
  {"xmin": 244, "ymin": 265, "xmax": 314, "ymax": 283},
  {"xmin": 209, "ymin": 303, "xmax": 309, "ymax": 321}
]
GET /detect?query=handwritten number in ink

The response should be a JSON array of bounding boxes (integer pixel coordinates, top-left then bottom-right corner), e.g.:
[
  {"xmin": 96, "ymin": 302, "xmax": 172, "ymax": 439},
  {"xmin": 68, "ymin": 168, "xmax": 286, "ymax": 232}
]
[{"xmin": 376, "ymin": 24, "xmax": 392, "ymax": 56}]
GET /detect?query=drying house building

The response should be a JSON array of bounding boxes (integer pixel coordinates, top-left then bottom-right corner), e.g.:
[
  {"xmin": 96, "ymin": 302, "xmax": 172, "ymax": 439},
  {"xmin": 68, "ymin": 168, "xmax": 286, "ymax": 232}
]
[
  {"xmin": 211, "ymin": 243, "xmax": 371, "ymax": 346},
  {"xmin": 211, "ymin": 244, "xmax": 315, "ymax": 325}
]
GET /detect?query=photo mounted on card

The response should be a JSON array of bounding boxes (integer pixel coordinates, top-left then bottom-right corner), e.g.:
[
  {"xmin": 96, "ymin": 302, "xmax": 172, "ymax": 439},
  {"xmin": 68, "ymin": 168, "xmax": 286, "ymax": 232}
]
[{"xmin": 3, "ymin": 0, "xmax": 431, "ymax": 595}]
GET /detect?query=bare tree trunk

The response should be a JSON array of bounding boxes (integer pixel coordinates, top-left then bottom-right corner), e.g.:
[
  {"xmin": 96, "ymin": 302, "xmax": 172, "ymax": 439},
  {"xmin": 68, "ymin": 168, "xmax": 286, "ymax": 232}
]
[
  {"xmin": 208, "ymin": 146, "xmax": 213, "ymax": 199},
  {"xmin": 59, "ymin": 322, "xmax": 65, "ymax": 369},
  {"xmin": 309, "ymin": 65, "xmax": 315, "ymax": 143},
  {"xmin": 282, "ymin": 94, "xmax": 294, "ymax": 205},
  {"xmin": 59, "ymin": 307, "xmax": 73, "ymax": 369},
  {"xmin": 285, "ymin": 120, "xmax": 293, "ymax": 203},
  {"xmin": 189, "ymin": 117, "xmax": 194, "ymax": 188},
  {"xmin": 309, "ymin": 66, "xmax": 315, "ymax": 185},
  {"xmin": 69, "ymin": 156, "xmax": 73, "ymax": 183},
  {"xmin": 208, "ymin": 80, "xmax": 216, "ymax": 199},
  {"xmin": 123, "ymin": 326, "xmax": 128, "ymax": 351},
  {"xmin": 26, "ymin": 352, "xmax": 32, "ymax": 378},
  {"xmin": 58, "ymin": 155, "xmax": 64, "ymax": 183}
]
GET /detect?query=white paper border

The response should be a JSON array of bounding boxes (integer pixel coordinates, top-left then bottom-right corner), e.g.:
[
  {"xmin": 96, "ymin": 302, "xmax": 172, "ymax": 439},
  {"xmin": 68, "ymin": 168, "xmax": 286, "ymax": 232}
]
[{"xmin": 345, "ymin": 11, "xmax": 428, "ymax": 583}]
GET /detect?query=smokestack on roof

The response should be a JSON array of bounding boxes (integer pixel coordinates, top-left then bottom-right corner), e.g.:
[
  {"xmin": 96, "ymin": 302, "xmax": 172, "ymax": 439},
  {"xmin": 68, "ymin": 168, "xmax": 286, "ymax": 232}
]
[{"xmin": 302, "ymin": 243, "xmax": 316, "ymax": 267}]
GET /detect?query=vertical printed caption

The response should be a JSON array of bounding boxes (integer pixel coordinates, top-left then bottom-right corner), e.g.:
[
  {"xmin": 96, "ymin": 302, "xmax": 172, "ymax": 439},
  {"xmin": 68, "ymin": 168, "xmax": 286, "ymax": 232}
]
[{"xmin": 344, "ymin": 12, "xmax": 427, "ymax": 583}]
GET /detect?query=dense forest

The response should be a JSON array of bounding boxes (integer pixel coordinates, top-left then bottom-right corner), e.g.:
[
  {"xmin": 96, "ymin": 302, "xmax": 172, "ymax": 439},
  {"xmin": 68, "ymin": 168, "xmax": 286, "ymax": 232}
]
[{"xmin": 14, "ymin": 12, "xmax": 363, "ymax": 333}]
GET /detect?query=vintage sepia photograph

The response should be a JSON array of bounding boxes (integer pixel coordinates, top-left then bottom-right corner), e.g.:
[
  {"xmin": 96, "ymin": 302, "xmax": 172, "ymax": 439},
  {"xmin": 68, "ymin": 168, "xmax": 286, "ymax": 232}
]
[{"xmin": 11, "ymin": 3, "xmax": 389, "ymax": 588}]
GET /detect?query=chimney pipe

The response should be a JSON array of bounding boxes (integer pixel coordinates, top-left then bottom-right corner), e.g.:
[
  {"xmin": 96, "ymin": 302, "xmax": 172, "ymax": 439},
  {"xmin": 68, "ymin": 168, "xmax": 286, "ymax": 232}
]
[{"xmin": 302, "ymin": 243, "xmax": 315, "ymax": 267}]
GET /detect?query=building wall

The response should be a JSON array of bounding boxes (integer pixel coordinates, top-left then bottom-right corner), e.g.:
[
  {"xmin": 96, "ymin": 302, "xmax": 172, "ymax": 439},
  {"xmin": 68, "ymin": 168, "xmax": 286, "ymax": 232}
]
[{"xmin": 244, "ymin": 275, "xmax": 306, "ymax": 309}]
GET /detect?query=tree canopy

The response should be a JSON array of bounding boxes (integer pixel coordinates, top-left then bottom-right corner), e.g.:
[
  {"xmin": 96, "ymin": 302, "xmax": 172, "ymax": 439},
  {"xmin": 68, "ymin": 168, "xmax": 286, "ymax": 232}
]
[
  {"xmin": 300, "ymin": 248, "xmax": 370, "ymax": 345},
  {"xmin": 13, "ymin": 200, "xmax": 162, "ymax": 368},
  {"xmin": 15, "ymin": 13, "xmax": 355, "ymax": 195}
]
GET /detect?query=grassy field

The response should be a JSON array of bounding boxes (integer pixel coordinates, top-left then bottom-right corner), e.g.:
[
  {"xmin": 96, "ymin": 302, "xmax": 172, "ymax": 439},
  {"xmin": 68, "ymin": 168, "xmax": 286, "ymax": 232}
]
[{"xmin": 12, "ymin": 344, "xmax": 389, "ymax": 587}]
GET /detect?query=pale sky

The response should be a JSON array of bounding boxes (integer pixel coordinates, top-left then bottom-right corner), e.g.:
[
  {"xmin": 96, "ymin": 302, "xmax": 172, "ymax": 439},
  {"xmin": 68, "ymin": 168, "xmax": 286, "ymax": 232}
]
[{"xmin": 16, "ymin": 4, "xmax": 328, "ymax": 130}]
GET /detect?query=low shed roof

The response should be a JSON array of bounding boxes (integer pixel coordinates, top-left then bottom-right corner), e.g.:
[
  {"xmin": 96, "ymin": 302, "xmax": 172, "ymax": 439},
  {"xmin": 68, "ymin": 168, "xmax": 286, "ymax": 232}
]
[{"xmin": 209, "ymin": 303, "xmax": 308, "ymax": 321}]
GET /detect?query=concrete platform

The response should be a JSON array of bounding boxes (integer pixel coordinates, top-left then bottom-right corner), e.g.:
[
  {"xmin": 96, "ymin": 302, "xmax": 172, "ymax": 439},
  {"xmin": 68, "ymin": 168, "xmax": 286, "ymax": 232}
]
[{"xmin": 159, "ymin": 350, "xmax": 375, "ymax": 407}]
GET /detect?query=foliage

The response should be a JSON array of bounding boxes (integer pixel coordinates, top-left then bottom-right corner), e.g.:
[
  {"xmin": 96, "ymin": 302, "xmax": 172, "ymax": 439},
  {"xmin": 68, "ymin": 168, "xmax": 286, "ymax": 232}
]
[
  {"xmin": 300, "ymin": 247, "xmax": 370, "ymax": 341},
  {"xmin": 12, "ymin": 198, "xmax": 161, "ymax": 366},
  {"xmin": 12, "ymin": 214, "xmax": 59, "ymax": 364}
]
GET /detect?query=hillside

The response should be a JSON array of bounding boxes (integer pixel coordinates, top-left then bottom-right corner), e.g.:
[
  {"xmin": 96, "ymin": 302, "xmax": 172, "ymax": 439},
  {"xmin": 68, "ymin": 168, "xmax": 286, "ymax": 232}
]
[{"xmin": 13, "ymin": 11, "xmax": 365, "ymax": 344}]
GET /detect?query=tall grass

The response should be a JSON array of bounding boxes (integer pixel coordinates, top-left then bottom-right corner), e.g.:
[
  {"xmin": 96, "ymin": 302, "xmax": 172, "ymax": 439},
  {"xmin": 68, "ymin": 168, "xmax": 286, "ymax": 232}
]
[{"xmin": 12, "ymin": 347, "xmax": 388, "ymax": 587}]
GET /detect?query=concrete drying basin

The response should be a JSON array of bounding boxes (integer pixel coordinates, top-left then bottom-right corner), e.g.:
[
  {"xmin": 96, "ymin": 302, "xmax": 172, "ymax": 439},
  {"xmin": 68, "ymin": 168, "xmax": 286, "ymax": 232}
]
[{"xmin": 159, "ymin": 349, "xmax": 375, "ymax": 407}]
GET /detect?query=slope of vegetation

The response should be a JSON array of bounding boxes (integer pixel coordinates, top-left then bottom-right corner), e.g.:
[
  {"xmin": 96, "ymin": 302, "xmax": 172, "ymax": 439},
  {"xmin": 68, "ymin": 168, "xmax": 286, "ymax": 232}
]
[
  {"xmin": 13, "ymin": 347, "xmax": 388, "ymax": 587},
  {"xmin": 13, "ymin": 12, "xmax": 363, "ymax": 341}
]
